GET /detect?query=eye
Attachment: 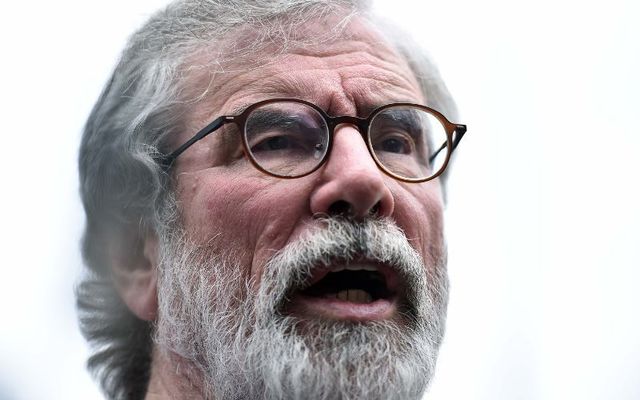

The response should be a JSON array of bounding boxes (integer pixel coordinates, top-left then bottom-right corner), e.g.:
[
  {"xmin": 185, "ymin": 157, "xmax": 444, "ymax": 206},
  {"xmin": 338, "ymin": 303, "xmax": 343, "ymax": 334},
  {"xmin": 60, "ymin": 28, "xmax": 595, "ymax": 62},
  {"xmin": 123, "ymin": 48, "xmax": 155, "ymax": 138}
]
[
  {"xmin": 373, "ymin": 133, "xmax": 415, "ymax": 155},
  {"xmin": 251, "ymin": 134, "xmax": 296, "ymax": 152},
  {"xmin": 246, "ymin": 111, "xmax": 323, "ymax": 156}
]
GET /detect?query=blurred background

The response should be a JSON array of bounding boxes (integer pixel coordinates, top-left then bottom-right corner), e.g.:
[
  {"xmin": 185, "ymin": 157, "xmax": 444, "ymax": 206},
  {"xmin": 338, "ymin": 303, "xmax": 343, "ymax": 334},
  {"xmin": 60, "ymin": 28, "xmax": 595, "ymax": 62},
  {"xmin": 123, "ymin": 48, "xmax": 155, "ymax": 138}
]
[{"xmin": 1, "ymin": 0, "xmax": 639, "ymax": 399}]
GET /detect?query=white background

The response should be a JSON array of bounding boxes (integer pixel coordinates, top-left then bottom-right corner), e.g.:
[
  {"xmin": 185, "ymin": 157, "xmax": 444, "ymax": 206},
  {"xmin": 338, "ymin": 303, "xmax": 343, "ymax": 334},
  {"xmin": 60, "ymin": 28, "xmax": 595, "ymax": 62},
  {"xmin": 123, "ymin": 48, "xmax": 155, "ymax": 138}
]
[{"xmin": 1, "ymin": 0, "xmax": 639, "ymax": 399}]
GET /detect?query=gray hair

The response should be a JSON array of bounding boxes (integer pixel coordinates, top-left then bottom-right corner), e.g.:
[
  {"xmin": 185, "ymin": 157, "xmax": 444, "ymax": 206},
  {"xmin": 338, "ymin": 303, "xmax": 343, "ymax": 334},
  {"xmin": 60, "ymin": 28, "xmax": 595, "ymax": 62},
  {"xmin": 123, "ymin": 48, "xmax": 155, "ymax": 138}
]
[{"xmin": 76, "ymin": 0, "xmax": 458, "ymax": 399}]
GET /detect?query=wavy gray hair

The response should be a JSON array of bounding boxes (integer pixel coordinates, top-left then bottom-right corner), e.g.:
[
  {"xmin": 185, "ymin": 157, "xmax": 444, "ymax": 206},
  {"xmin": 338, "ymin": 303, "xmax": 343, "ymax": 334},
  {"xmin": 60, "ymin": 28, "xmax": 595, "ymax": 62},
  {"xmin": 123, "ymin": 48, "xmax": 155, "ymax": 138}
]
[{"xmin": 77, "ymin": 0, "xmax": 458, "ymax": 399}]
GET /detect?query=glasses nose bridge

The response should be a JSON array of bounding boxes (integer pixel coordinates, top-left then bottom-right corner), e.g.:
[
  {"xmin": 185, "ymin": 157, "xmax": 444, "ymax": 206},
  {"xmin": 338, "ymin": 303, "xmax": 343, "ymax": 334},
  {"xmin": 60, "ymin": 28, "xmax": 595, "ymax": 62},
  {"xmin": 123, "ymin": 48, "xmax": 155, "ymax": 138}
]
[
  {"xmin": 327, "ymin": 115, "xmax": 369, "ymax": 139},
  {"xmin": 322, "ymin": 114, "xmax": 378, "ymax": 175}
]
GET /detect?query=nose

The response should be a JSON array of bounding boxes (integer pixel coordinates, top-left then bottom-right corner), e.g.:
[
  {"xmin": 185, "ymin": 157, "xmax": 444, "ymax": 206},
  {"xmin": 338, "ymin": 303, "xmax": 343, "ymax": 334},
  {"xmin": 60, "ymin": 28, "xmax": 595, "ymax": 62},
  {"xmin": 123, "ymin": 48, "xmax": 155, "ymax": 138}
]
[{"xmin": 310, "ymin": 125, "xmax": 394, "ymax": 219}]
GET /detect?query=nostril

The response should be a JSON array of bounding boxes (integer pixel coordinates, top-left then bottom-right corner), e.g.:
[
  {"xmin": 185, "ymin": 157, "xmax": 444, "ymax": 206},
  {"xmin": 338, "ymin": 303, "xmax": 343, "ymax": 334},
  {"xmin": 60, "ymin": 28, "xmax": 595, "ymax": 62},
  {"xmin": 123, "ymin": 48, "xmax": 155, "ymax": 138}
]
[
  {"xmin": 326, "ymin": 200, "xmax": 382, "ymax": 218},
  {"xmin": 328, "ymin": 200, "xmax": 352, "ymax": 217},
  {"xmin": 369, "ymin": 202, "xmax": 380, "ymax": 217}
]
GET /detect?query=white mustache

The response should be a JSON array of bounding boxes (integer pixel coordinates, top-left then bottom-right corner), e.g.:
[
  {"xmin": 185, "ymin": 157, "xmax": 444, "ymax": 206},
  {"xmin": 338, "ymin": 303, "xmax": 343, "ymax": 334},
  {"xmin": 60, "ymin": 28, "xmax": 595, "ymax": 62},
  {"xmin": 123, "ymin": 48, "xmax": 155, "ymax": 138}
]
[{"xmin": 255, "ymin": 217, "xmax": 429, "ymax": 319}]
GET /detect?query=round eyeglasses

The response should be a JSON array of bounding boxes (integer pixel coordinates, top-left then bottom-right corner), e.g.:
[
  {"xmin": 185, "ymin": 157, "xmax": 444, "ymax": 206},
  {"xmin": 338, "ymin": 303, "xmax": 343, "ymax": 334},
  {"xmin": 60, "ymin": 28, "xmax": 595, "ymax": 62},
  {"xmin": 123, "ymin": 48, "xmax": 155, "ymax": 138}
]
[{"xmin": 159, "ymin": 98, "xmax": 467, "ymax": 183}]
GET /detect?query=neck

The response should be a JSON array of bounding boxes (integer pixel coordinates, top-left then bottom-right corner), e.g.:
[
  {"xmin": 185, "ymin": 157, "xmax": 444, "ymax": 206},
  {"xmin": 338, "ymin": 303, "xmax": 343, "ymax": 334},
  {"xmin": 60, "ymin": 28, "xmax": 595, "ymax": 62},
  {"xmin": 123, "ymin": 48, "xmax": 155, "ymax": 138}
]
[{"xmin": 145, "ymin": 347, "xmax": 206, "ymax": 400}]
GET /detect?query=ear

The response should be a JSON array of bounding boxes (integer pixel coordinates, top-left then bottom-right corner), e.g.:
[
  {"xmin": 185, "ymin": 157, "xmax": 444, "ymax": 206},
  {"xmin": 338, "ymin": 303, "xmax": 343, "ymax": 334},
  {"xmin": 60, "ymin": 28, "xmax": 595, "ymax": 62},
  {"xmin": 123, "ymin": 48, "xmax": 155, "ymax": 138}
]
[{"xmin": 112, "ymin": 234, "xmax": 159, "ymax": 321}]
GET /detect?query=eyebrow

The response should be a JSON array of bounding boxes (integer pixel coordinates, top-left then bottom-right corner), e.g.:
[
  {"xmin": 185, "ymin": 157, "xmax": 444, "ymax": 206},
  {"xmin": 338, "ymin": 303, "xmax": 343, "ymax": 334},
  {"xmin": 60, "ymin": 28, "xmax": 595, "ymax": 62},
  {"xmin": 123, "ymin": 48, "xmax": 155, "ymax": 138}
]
[
  {"xmin": 226, "ymin": 99, "xmax": 409, "ymax": 122},
  {"xmin": 228, "ymin": 103, "xmax": 250, "ymax": 115}
]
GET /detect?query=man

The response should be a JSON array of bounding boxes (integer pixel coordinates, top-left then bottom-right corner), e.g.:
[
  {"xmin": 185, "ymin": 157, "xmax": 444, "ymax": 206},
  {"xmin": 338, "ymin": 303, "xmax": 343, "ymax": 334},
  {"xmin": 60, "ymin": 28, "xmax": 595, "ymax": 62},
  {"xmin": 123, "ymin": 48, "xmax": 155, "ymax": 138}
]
[{"xmin": 77, "ymin": 0, "xmax": 466, "ymax": 399}]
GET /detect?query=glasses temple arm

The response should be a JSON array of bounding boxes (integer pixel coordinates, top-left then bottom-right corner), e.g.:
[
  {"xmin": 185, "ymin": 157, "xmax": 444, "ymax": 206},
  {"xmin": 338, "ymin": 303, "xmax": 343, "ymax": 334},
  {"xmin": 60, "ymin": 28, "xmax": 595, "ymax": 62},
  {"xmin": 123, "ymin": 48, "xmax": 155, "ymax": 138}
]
[
  {"xmin": 428, "ymin": 125, "xmax": 467, "ymax": 164},
  {"xmin": 429, "ymin": 142, "xmax": 447, "ymax": 164},
  {"xmin": 158, "ymin": 116, "xmax": 228, "ymax": 170}
]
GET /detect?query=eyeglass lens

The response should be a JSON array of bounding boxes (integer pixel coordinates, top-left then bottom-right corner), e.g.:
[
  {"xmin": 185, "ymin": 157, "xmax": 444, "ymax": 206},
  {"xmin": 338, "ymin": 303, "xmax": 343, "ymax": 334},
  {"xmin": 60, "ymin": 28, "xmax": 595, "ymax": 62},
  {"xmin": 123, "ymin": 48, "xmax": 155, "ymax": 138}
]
[
  {"xmin": 244, "ymin": 101, "xmax": 329, "ymax": 177},
  {"xmin": 369, "ymin": 106, "xmax": 449, "ymax": 180},
  {"xmin": 244, "ymin": 100, "xmax": 448, "ymax": 180}
]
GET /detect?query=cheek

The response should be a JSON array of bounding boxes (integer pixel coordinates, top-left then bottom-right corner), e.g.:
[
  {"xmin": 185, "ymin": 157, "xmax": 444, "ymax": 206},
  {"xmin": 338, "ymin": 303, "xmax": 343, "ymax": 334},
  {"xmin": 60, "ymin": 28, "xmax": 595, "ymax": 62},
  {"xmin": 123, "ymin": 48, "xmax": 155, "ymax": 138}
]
[
  {"xmin": 392, "ymin": 183, "xmax": 445, "ymax": 264},
  {"xmin": 176, "ymin": 172, "xmax": 312, "ymax": 276}
]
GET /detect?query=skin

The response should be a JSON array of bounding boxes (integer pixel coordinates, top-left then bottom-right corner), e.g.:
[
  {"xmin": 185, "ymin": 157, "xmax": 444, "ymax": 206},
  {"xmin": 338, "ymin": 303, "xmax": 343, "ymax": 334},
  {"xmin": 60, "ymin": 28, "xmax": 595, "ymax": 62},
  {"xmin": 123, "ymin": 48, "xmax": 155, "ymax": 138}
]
[{"xmin": 133, "ymin": 18, "xmax": 446, "ymax": 400}]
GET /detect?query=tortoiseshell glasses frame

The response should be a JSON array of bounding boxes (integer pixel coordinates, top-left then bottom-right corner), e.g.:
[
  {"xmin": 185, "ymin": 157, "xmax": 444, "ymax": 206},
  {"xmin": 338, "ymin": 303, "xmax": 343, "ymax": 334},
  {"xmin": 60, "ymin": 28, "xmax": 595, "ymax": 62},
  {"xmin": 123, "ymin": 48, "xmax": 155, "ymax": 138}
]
[{"xmin": 159, "ymin": 98, "xmax": 466, "ymax": 183}]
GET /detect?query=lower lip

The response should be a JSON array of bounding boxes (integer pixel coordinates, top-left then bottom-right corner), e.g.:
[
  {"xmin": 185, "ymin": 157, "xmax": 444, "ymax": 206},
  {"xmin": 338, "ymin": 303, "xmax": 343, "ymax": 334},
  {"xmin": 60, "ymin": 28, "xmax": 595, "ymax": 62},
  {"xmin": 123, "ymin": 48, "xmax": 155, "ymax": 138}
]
[{"xmin": 286, "ymin": 293, "xmax": 397, "ymax": 322}]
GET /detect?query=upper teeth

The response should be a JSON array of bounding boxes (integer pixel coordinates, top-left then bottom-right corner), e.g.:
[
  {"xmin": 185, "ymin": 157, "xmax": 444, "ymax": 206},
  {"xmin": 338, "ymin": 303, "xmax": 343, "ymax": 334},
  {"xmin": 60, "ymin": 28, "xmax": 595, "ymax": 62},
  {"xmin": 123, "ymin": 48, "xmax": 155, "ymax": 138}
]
[
  {"xmin": 335, "ymin": 289, "xmax": 373, "ymax": 303},
  {"xmin": 332, "ymin": 264, "xmax": 378, "ymax": 272}
]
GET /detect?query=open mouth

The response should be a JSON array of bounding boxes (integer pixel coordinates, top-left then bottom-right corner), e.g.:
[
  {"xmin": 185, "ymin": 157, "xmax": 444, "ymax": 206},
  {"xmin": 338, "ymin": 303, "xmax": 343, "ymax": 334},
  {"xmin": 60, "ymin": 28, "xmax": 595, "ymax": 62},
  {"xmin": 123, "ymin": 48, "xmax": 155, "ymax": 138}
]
[
  {"xmin": 285, "ymin": 262, "xmax": 402, "ymax": 322},
  {"xmin": 301, "ymin": 264, "xmax": 392, "ymax": 303}
]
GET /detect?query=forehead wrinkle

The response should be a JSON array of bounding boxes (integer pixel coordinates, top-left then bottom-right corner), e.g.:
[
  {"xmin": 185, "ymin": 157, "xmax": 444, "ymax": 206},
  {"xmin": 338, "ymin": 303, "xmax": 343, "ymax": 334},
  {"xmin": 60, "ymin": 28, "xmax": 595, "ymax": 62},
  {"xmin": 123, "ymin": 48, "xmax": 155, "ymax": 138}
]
[
  {"xmin": 339, "ymin": 68, "xmax": 422, "ymax": 99},
  {"xmin": 287, "ymin": 48, "xmax": 419, "ymax": 88},
  {"xmin": 286, "ymin": 37, "xmax": 389, "ymax": 62},
  {"xmin": 235, "ymin": 63, "xmax": 419, "ymax": 113},
  {"xmin": 277, "ymin": 50, "xmax": 423, "ymax": 109},
  {"xmin": 258, "ymin": 73, "xmax": 322, "ymax": 101},
  {"xmin": 345, "ymin": 76, "xmax": 424, "ymax": 107},
  {"xmin": 249, "ymin": 70, "xmax": 418, "ymax": 117},
  {"xmin": 225, "ymin": 47, "xmax": 416, "ymax": 95},
  {"xmin": 187, "ymin": 37, "xmax": 423, "ymax": 126}
]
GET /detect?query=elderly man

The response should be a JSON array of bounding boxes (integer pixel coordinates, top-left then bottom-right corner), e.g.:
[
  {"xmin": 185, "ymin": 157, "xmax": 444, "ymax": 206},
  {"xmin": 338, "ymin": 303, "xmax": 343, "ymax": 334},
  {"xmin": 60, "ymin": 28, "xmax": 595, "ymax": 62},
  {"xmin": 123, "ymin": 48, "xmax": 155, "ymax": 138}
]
[{"xmin": 77, "ymin": 0, "xmax": 466, "ymax": 399}]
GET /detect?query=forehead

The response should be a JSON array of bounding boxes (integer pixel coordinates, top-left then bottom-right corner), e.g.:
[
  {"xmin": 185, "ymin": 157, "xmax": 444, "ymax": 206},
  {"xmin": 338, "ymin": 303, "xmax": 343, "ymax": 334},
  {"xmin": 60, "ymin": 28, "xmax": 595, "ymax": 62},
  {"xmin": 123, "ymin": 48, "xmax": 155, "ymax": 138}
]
[{"xmin": 183, "ymin": 16, "xmax": 424, "ymax": 125}]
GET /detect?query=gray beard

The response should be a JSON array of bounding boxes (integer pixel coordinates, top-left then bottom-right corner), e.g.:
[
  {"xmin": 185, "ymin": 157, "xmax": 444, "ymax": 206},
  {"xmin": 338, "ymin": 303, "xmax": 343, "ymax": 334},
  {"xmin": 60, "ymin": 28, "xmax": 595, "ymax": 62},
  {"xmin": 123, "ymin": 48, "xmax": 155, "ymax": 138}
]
[{"xmin": 154, "ymin": 217, "xmax": 449, "ymax": 400}]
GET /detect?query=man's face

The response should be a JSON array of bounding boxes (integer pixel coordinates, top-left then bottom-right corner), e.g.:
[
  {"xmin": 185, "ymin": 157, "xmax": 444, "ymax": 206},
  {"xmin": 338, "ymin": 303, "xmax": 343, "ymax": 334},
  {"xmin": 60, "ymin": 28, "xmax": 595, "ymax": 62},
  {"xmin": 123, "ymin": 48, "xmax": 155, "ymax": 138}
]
[{"xmin": 155, "ymin": 19, "xmax": 448, "ymax": 400}]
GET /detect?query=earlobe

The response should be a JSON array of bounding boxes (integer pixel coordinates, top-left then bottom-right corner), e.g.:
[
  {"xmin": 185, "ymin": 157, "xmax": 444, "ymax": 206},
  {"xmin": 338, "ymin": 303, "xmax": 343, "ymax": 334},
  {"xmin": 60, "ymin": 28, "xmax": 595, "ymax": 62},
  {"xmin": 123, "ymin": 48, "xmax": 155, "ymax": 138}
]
[{"xmin": 112, "ymin": 234, "xmax": 159, "ymax": 322}]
